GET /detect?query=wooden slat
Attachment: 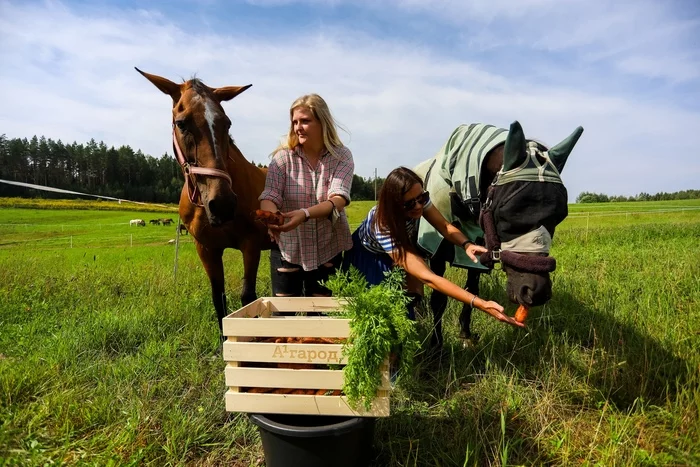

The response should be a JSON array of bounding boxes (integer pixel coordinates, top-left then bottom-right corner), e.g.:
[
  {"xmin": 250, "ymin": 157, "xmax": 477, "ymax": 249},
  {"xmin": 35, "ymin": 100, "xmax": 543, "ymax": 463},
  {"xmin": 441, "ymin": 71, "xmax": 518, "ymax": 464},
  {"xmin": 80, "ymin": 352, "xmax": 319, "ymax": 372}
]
[
  {"xmin": 225, "ymin": 366, "xmax": 344, "ymax": 389},
  {"xmin": 229, "ymin": 298, "xmax": 265, "ymax": 318},
  {"xmin": 223, "ymin": 316, "xmax": 350, "ymax": 338},
  {"xmin": 225, "ymin": 391, "xmax": 390, "ymax": 417},
  {"xmin": 225, "ymin": 365, "xmax": 391, "ymax": 390},
  {"xmin": 264, "ymin": 296, "xmax": 347, "ymax": 313},
  {"xmin": 223, "ymin": 342, "xmax": 346, "ymax": 364}
]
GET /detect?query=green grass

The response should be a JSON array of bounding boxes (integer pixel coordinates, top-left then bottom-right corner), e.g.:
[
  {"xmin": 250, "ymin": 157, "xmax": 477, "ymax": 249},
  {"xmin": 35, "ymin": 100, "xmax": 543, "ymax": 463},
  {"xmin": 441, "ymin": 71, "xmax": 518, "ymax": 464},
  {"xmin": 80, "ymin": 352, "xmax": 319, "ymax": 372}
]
[{"xmin": 0, "ymin": 199, "xmax": 698, "ymax": 466}]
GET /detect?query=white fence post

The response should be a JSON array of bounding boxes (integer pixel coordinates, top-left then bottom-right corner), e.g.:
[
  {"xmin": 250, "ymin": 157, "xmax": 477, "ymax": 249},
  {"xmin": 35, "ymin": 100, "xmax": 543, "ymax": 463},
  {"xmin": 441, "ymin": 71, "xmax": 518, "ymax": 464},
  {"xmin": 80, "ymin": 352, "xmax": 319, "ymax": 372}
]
[
  {"xmin": 70, "ymin": 236, "xmax": 73, "ymax": 248},
  {"xmin": 130, "ymin": 234, "xmax": 133, "ymax": 247}
]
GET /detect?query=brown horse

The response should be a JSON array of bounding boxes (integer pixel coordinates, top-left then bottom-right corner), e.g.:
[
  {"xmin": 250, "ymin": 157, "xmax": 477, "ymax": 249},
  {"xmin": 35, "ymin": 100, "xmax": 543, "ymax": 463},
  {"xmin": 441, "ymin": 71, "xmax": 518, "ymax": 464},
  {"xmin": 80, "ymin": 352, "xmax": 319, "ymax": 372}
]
[{"xmin": 136, "ymin": 68, "xmax": 273, "ymax": 332}]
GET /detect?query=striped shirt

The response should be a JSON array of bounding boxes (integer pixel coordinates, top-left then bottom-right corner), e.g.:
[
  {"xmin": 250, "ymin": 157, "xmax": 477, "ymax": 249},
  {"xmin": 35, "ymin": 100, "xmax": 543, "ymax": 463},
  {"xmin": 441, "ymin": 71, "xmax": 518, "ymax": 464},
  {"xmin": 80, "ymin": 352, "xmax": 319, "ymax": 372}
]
[
  {"xmin": 358, "ymin": 200, "xmax": 432, "ymax": 255},
  {"xmin": 259, "ymin": 145, "xmax": 354, "ymax": 271}
]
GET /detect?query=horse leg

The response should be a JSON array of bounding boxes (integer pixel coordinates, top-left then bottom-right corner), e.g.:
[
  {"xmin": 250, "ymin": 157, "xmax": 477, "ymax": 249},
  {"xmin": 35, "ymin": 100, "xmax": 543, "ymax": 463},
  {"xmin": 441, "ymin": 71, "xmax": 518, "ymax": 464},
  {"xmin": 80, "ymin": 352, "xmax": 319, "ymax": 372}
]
[
  {"xmin": 458, "ymin": 269, "xmax": 481, "ymax": 342},
  {"xmin": 428, "ymin": 255, "xmax": 448, "ymax": 349},
  {"xmin": 195, "ymin": 241, "xmax": 227, "ymax": 334},
  {"xmin": 240, "ymin": 242, "xmax": 261, "ymax": 306}
]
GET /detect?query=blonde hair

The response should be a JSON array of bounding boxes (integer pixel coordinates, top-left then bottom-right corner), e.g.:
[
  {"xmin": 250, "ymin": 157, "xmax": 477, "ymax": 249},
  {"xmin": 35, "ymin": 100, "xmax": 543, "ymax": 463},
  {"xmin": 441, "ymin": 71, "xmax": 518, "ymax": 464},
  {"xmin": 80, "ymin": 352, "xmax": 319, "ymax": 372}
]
[{"xmin": 274, "ymin": 94, "xmax": 346, "ymax": 158}]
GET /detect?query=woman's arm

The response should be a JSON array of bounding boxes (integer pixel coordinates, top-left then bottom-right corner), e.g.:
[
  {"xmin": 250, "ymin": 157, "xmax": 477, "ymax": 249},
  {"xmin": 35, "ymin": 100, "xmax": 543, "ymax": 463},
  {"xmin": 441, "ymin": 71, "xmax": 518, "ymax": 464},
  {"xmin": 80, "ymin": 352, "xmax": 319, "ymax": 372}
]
[
  {"xmin": 258, "ymin": 153, "xmax": 286, "ymax": 211},
  {"xmin": 260, "ymin": 199, "xmax": 279, "ymax": 213},
  {"xmin": 272, "ymin": 198, "xmax": 343, "ymax": 232},
  {"xmin": 392, "ymin": 249, "xmax": 525, "ymax": 328},
  {"xmin": 422, "ymin": 204, "xmax": 485, "ymax": 263},
  {"xmin": 271, "ymin": 146, "xmax": 354, "ymax": 232},
  {"xmin": 326, "ymin": 146, "xmax": 354, "ymax": 209},
  {"xmin": 258, "ymin": 154, "xmax": 287, "ymax": 240}
]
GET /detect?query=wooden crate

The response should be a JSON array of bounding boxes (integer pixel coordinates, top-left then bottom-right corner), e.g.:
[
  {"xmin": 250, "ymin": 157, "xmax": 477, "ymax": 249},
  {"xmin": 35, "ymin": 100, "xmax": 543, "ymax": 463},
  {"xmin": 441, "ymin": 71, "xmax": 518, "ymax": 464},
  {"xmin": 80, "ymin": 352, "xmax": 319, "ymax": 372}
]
[{"xmin": 222, "ymin": 297, "xmax": 390, "ymax": 417}]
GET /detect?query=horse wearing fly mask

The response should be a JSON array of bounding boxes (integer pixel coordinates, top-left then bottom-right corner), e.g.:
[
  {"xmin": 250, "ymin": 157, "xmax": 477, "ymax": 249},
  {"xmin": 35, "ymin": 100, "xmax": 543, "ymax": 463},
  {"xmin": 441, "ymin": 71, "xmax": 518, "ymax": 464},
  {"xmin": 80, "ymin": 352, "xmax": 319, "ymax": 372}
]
[{"xmin": 414, "ymin": 121, "xmax": 583, "ymax": 347}]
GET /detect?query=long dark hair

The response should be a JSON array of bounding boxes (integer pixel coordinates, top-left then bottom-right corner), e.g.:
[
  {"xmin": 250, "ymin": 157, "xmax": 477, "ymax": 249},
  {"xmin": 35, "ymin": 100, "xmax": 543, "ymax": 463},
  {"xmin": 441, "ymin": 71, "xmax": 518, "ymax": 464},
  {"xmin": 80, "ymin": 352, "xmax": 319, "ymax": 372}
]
[{"xmin": 372, "ymin": 166, "xmax": 424, "ymax": 266}]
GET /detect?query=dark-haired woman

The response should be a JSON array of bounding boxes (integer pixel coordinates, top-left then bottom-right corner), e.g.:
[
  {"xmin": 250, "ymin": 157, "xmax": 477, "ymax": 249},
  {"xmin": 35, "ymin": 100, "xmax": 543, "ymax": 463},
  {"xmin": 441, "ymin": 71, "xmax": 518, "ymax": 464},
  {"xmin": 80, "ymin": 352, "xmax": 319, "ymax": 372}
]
[{"xmin": 343, "ymin": 166, "xmax": 524, "ymax": 328}]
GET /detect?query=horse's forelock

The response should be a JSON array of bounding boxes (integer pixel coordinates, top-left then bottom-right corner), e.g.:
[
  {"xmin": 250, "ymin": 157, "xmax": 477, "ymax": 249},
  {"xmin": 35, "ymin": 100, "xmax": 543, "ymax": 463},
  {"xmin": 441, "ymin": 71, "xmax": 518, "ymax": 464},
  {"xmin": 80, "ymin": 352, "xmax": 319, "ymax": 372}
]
[{"xmin": 190, "ymin": 78, "xmax": 209, "ymax": 96}]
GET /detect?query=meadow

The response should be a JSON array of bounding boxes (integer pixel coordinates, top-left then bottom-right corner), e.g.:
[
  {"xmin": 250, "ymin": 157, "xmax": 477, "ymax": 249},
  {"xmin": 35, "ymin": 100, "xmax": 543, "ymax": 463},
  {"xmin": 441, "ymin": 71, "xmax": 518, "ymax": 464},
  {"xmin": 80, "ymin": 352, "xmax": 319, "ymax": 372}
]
[{"xmin": 0, "ymin": 198, "xmax": 698, "ymax": 466}]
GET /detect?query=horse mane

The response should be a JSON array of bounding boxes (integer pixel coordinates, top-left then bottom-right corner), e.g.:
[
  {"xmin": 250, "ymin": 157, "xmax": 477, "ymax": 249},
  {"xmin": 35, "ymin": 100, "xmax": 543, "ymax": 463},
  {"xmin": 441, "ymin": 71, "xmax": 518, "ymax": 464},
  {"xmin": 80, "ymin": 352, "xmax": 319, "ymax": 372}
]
[{"xmin": 184, "ymin": 76, "xmax": 213, "ymax": 98}]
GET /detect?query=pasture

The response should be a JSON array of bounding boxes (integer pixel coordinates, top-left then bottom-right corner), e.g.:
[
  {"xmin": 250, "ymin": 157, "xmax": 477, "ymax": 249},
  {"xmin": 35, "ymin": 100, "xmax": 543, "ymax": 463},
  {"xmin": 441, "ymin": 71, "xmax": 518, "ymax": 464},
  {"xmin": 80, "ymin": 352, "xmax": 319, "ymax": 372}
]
[{"xmin": 0, "ymin": 198, "xmax": 698, "ymax": 466}]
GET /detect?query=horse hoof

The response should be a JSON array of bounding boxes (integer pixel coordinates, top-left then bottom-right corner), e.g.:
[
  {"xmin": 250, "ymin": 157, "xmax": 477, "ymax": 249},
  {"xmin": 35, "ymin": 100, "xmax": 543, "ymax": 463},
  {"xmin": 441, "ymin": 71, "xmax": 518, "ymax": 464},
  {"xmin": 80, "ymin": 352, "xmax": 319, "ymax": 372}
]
[{"xmin": 459, "ymin": 332, "xmax": 480, "ymax": 348}]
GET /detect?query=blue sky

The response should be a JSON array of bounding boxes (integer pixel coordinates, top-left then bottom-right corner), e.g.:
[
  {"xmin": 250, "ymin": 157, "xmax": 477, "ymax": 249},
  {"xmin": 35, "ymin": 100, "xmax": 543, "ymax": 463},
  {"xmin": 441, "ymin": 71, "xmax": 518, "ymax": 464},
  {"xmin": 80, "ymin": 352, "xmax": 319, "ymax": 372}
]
[{"xmin": 1, "ymin": 0, "xmax": 699, "ymax": 200}]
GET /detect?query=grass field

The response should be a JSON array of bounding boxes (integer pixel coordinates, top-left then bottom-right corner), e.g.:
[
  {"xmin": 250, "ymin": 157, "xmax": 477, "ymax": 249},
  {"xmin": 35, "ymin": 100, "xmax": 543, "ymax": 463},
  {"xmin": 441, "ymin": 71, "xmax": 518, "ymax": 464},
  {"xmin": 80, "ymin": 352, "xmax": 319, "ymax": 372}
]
[{"xmin": 0, "ymin": 198, "xmax": 698, "ymax": 466}]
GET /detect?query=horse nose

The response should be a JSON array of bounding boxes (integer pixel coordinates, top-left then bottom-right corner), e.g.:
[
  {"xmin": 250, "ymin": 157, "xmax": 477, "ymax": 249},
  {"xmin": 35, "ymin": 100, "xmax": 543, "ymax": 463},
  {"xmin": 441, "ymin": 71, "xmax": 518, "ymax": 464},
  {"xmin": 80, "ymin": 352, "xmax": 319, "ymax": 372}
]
[
  {"xmin": 518, "ymin": 276, "xmax": 552, "ymax": 306},
  {"xmin": 208, "ymin": 195, "xmax": 236, "ymax": 223},
  {"xmin": 507, "ymin": 271, "xmax": 552, "ymax": 306}
]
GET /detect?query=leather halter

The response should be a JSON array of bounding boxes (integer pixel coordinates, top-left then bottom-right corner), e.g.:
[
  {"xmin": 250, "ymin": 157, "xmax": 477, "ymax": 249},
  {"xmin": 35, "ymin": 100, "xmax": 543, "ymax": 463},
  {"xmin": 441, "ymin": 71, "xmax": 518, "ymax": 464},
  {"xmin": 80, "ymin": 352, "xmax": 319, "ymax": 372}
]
[
  {"xmin": 478, "ymin": 184, "xmax": 557, "ymax": 273},
  {"xmin": 171, "ymin": 126, "xmax": 233, "ymax": 207}
]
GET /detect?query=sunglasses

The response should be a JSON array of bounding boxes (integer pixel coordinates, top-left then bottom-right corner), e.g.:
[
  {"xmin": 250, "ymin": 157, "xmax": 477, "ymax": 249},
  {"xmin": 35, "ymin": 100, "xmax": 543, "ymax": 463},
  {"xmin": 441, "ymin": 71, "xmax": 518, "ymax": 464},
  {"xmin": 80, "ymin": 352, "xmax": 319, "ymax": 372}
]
[{"xmin": 403, "ymin": 191, "xmax": 430, "ymax": 211}]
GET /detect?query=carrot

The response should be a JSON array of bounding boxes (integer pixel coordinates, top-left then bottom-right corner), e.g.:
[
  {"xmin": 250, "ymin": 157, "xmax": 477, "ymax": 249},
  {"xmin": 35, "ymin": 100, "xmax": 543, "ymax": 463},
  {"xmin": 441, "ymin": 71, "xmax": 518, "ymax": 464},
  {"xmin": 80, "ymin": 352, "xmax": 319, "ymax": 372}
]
[
  {"xmin": 515, "ymin": 304, "xmax": 529, "ymax": 323},
  {"xmin": 253, "ymin": 209, "xmax": 284, "ymax": 226}
]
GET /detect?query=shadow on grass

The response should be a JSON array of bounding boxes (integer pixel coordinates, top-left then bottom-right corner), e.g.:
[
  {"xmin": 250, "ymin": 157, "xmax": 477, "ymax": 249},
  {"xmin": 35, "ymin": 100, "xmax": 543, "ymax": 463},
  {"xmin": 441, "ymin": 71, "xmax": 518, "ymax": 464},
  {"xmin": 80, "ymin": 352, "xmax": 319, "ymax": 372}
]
[
  {"xmin": 370, "ymin": 409, "xmax": 544, "ymax": 467},
  {"xmin": 367, "ymin": 289, "xmax": 697, "ymax": 466},
  {"xmin": 529, "ymin": 289, "xmax": 694, "ymax": 409}
]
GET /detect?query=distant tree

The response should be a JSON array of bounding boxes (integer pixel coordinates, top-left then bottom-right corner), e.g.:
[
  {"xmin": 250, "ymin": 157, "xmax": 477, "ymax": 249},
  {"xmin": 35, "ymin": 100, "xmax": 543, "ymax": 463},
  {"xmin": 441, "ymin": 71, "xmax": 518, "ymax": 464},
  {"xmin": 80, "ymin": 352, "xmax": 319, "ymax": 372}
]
[
  {"xmin": 0, "ymin": 133, "xmax": 415, "ymax": 205},
  {"xmin": 576, "ymin": 189, "xmax": 699, "ymax": 203}
]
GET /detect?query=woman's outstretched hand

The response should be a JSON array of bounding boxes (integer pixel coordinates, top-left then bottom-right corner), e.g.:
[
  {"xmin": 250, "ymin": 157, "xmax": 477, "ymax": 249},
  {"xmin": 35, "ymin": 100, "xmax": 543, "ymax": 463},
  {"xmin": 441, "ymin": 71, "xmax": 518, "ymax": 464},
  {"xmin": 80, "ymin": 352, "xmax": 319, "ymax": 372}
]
[
  {"xmin": 268, "ymin": 210, "xmax": 306, "ymax": 233},
  {"xmin": 476, "ymin": 299, "xmax": 527, "ymax": 328}
]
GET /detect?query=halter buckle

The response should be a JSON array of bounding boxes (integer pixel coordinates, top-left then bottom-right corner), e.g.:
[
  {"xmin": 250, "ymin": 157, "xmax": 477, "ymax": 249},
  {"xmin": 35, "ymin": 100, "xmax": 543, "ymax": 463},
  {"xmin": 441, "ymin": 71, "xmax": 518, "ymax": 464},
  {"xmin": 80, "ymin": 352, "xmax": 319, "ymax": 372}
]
[{"xmin": 492, "ymin": 249, "xmax": 501, "ymax": 262}]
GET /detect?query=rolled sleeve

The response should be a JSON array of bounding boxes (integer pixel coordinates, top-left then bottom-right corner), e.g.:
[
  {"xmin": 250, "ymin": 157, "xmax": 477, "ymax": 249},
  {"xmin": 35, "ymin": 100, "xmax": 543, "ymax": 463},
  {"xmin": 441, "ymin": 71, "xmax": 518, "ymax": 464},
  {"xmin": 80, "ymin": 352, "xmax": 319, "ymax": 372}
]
[
  {"xmin": 258, "ymin": 152, "xmax": 287, "ymax": 208},
  {"xmin": 327, "ymin": 146, "xmax": 354, "ymax": 204}
]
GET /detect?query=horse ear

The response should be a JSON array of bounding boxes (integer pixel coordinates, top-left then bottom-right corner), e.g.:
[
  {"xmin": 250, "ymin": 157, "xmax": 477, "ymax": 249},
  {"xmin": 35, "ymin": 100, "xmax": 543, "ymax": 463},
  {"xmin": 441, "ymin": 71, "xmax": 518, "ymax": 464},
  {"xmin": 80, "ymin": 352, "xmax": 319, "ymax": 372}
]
[
  {"xmin": 213, "ymin": 84, "xmax": 252, "ymax": 102},
  {"xmin": 548, "ymin": 126, "xmax": 584, "ymax": 173},
  {"xmin": 135, "ymin": 67, "xmax": 181, "ymax": 103},
  {"xmin": 502, "ymin": 121, "xmax": 527, "ymax": 172}
]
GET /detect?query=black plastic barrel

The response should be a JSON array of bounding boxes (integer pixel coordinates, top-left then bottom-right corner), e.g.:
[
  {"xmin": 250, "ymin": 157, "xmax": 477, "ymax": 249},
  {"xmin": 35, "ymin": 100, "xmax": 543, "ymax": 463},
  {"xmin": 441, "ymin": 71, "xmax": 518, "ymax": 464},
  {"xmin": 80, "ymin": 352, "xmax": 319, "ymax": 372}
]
[{"xmin": 249, "ymin": 414, "xmax": 375, "ymax": 467}]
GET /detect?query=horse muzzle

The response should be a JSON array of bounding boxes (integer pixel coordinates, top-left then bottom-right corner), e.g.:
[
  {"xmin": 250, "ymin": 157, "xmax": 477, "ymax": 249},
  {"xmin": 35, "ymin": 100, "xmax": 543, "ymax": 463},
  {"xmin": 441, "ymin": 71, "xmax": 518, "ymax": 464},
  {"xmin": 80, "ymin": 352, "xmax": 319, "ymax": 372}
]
[
  {"xmin": 204, "ymin": 192, "xmax": 237, "ymax": 226},
  {"xmin": 503, "ymin": 265, "xmax": 553, "ymax": 307}
]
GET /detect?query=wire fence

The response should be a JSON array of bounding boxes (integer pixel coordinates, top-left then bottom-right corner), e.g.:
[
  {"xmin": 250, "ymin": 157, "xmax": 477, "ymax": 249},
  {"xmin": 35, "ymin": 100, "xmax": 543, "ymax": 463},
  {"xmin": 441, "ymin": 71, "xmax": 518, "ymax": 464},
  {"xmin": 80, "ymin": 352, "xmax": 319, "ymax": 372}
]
[
  {"xmin": 567, "ymin": 207, "xmax": 700, "ymax": 218},
  {"xmin": 0, "ymin": 207, "xmax": 697, "ymax": 251}
]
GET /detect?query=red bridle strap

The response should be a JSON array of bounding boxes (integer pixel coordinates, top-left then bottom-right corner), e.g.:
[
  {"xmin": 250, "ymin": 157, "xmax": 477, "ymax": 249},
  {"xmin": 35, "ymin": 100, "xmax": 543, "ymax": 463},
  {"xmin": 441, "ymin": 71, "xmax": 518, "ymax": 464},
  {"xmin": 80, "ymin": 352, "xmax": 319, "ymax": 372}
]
[{"xmin": 172, "ymin": 129, "xmax": 232, "ymax": 206}]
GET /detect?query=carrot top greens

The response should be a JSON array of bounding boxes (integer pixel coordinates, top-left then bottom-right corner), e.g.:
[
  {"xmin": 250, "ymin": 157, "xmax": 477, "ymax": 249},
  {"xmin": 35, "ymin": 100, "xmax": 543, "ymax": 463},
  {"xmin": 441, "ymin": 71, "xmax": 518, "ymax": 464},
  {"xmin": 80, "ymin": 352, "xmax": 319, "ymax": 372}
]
[{"xmin": 325, "ymin": 267, "xmax": 420, "ymax": 410}]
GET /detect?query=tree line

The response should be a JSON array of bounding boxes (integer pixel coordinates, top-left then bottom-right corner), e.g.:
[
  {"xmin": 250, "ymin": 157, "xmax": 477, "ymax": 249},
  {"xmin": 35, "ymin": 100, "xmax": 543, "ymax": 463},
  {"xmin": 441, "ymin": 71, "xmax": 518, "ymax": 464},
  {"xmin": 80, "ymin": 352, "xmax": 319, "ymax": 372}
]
[
  {"xmin": 0, "ymin": 134, "xmax": 384, "ymax": 203},
  {"xmin": 576, "ymin": 190, "xmax": 700, "ymax": 203}
]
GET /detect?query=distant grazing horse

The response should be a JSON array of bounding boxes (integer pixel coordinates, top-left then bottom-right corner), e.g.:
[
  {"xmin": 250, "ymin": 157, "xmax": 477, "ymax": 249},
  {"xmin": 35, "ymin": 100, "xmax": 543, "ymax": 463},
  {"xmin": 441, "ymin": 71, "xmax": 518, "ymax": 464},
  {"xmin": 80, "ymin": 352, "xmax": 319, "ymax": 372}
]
[
  {"xmin": 414, "ymin": 122, "xmax": 583, "ymax": 347},
  {"xmin": 160, "ymin": 218, "xmax": 174, "ymax": 226},
  {"xmin": 136, "ymin": 68, "xmax": 272, "ymax": 333},
  {"xmin": 130, "ymin": 219, "xmax": 146, "ymax": 227},
  {"xmin": 149, "ymin": 219, "xmax": 161, "ymax": 225}
]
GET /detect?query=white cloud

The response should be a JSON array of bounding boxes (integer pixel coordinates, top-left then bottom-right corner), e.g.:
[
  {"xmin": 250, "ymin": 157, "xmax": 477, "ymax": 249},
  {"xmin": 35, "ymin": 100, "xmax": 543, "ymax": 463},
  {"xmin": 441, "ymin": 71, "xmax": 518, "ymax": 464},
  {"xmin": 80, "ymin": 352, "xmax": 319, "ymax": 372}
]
[{"xmin": 0, "ymin": 0, "xmax": 698, "ymax": 202}]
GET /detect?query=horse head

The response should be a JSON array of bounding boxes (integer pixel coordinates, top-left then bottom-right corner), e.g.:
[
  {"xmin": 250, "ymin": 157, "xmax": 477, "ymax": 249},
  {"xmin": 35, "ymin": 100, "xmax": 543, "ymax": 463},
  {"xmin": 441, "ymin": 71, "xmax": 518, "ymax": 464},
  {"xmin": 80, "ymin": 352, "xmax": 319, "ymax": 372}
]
[
  {"xmin": 136, "ymin": 68, "xmax": 251, "ymax": 227},
  {"xmin": 481, "ymin": 121, "xmax": 583, "ymax": 307}
]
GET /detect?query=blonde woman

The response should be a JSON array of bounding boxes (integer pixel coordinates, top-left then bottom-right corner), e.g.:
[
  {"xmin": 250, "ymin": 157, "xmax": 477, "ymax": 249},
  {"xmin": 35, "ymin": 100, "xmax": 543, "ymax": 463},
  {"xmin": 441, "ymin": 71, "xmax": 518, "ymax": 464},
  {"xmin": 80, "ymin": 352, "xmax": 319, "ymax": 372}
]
[{"xmin": 259, "ymin": 94, "xmax": 354, "ymax": 297}]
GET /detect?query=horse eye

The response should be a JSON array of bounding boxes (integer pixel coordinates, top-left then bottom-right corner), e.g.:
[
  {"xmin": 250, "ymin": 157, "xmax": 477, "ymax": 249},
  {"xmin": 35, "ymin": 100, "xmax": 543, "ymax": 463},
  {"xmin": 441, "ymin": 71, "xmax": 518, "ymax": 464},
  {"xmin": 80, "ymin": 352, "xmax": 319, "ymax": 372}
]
[{"xmin": 175, "ymin": 119, "xmax": 186, "ymax": 131}]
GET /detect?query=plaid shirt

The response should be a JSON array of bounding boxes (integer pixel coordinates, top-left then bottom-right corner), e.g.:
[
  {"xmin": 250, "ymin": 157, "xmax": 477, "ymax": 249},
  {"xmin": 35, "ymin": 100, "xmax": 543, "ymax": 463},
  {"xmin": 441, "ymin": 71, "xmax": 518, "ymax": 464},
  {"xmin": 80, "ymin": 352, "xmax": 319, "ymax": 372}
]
[{"xmin": 259, "ymin": 145, "xmax": 354, "ymax": 271}]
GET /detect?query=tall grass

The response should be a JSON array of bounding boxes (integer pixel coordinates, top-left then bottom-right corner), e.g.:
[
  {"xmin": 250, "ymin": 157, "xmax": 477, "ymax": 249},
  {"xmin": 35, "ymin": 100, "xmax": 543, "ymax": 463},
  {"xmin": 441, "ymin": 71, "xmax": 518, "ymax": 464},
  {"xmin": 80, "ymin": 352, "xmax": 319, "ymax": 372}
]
[{"xmin": 0, "ymin": 200, "xmax": 698, "ymax": 465}]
